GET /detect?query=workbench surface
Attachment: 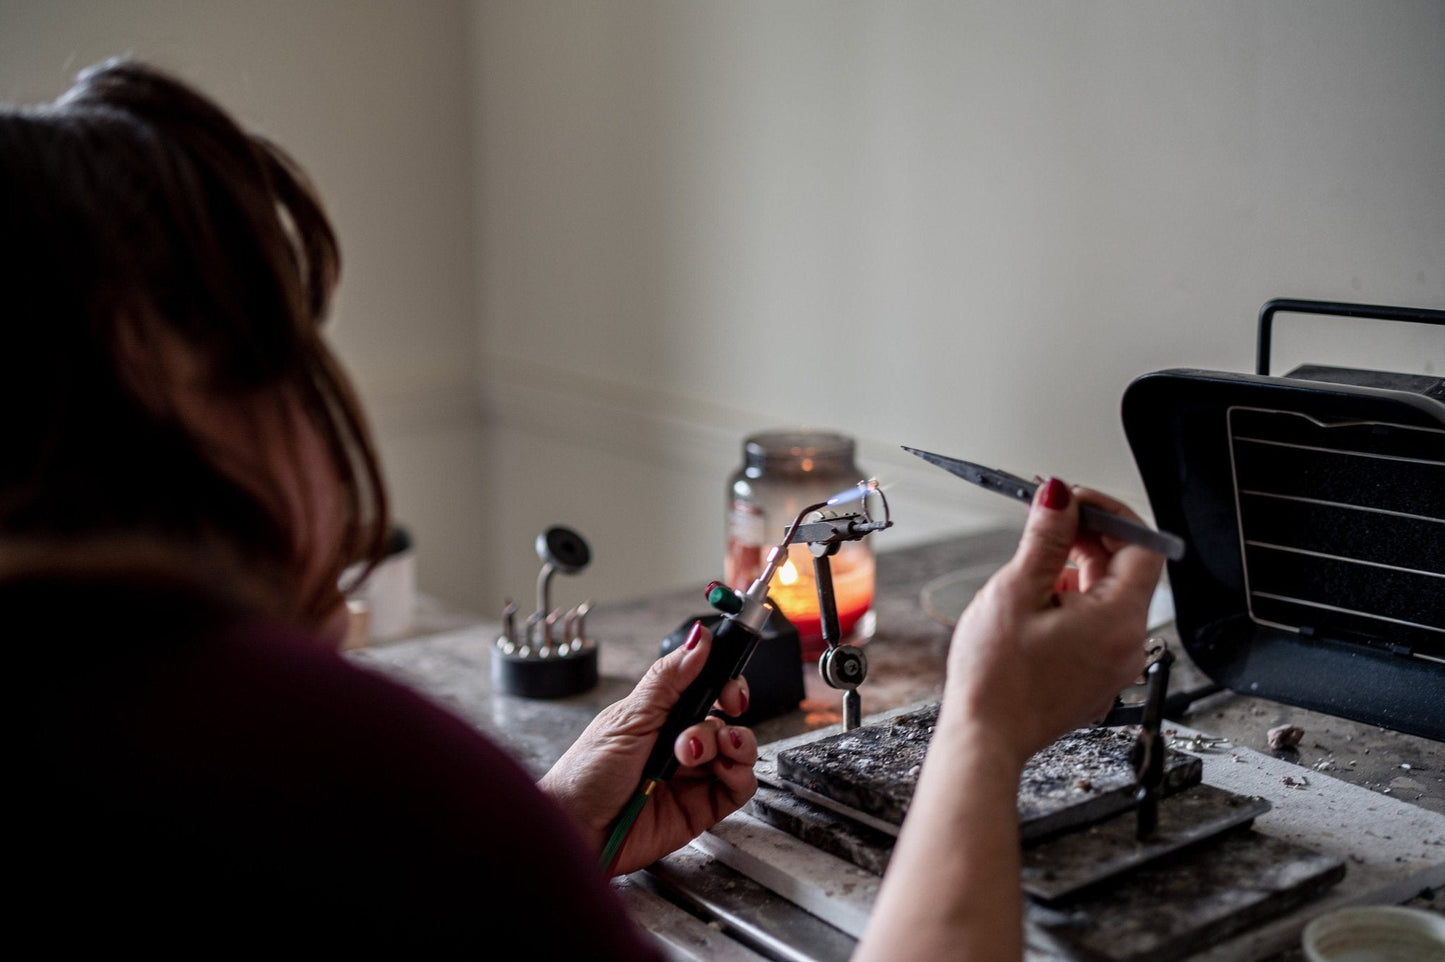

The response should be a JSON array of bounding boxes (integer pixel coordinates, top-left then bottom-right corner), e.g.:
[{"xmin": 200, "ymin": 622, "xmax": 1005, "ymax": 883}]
[{"xmin": 352, "ymin": 529, "xmax": 1443, "ymax": 961}]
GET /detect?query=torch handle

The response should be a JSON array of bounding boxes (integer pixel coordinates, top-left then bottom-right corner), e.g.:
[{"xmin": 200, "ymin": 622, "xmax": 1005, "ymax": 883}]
[{"xmin": 642, "ymin": 615, "xmax": 763, "ymax": 783}]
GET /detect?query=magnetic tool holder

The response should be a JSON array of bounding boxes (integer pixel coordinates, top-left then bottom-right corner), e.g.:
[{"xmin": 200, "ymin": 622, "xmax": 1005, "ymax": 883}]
[
  {"xmin": 491, "ymin": 526, "xmax": 600, "ymax": 698},
  {"xmin": 702, "ymin": 480, "xmax": 893, "ymax": 731}
]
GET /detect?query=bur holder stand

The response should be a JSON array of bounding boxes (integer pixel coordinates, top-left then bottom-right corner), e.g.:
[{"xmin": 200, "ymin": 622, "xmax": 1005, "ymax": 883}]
[{"xmin": 491, "ymin": 526, "xmax": 599, "ymax": 698}]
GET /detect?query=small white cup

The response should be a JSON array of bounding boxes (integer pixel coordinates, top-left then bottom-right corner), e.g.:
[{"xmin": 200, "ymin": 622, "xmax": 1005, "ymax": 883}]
[
  {"xmin": 342, "ymin": 525, "xmax": 417, "ymax": 645},
  {"xmin": 360, "ymin": 545, "xmax": 416, "ymax": 643},
  {"xmin": 1301, "ymin": 905, "xmax": 1445, "ymax": 962}
]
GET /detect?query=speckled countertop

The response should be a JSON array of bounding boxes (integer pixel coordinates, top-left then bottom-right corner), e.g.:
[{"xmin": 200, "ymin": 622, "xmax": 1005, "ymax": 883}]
[
  {"xmin": 354, "ymin": 529, "xmax": 1443, "ymax": 815},
  {"xmin": 351, "ymin": 529, "xmax": 1442, "ymax": 960}
]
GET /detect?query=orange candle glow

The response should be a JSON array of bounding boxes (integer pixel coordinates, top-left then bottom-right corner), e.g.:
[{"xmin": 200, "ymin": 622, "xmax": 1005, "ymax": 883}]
[{"xmin": 764, "ymin": 545, "xmax": 875, "ymax": 660}]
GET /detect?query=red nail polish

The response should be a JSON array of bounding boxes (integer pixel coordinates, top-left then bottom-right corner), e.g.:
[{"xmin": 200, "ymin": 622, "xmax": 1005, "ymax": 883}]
[
  {"xmin": 1041, "ymin": 477, "xmax": 1070, "ymax": 510},
  {"xmin": 689, "ymin": 737, "xmax": 704, "ymax": 760},
  {"xmin": 729, "ymin": 729, "xmax": 743, "ymax": 750},
  {"xmin": 685, "ymin": 621, "xmax": 703, "ymax": 650}
]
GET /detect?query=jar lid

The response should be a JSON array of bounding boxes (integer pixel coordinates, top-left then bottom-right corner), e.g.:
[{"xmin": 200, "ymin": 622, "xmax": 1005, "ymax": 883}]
[{"xmin": 744, "ymin": 429, "xmax": 855, "ymax": 467}]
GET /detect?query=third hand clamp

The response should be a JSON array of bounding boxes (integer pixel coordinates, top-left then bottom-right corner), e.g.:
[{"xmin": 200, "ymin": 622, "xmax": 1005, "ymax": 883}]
[
  {"xmin": 1098, "ymin": 639, "xmax": 1174, "ymax": 840},
  {"xmin": 758, "ymin": 480, "xmax": 892, "ymax": 731},
  {"xmin": 702, "ymin": 479, "xmax": 891, "ymax": 731}
]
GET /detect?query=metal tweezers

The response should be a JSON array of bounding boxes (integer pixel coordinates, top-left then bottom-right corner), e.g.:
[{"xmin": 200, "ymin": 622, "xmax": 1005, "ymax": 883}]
[{"xmin": 900, "ymin": 446, "xmax": 1186, "ymax": 560}]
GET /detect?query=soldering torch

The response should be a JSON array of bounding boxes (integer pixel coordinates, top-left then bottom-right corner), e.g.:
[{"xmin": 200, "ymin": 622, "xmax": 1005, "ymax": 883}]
[{"xmin": 600, "ymin": 479, "xmax": 888, "ymax": 871}]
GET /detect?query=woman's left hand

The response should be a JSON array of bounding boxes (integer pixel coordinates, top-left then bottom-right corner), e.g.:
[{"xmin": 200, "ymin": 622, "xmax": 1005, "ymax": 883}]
[{"xmin": 539, "ymin": 620, "xmax": 759, "ymax": 875}]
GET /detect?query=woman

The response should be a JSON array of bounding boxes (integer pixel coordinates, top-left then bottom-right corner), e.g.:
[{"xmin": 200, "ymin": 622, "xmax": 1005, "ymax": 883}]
[
  {"xmin": 3, "ymin": 58, "xmax": 1160, "ymax": 959},
  {"xmin": 3, "ymin": 58, "xmax": 752, "ymax": 957}
]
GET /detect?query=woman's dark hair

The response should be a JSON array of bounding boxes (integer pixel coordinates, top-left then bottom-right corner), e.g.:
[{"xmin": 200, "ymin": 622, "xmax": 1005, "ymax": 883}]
[{"xmin": 0, "ymin": 57, "xmax": 388, "ymax": 626}]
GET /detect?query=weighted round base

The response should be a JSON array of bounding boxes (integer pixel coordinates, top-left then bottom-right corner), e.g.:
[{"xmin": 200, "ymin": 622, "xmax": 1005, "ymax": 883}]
[{"xmin": 491, "ymin": 644, "xmax": 599, "ymax": 699}]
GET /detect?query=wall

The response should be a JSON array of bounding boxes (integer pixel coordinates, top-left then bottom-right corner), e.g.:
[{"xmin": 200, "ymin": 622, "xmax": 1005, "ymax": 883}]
[
  {"xmin": 470, "ymin": 1, "xmax": 1443, "ymax": 620},
  {"xmin": 0, "ymin": 0, "xmax": 494, "ymax": 613},
  {"xmin": 3, "ymin": 2, "xmax": 1442, "ymax": 629}
]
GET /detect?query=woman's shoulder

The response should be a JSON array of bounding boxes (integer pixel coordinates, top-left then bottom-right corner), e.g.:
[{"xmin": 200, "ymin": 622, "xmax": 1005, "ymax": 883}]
[
  {"xmin": 7, "ymin": 568, "xmax": 539, "ymax": 811},
  {"xmin": 10, "ymin": 569, "xmax": 664, "ymax": 958}
]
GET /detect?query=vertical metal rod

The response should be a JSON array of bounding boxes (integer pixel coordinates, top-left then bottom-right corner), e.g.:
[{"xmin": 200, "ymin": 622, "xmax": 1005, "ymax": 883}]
[
  {"xmin": 502, "ymin": 598, "xmax": 517, "ymax": 644},
  {"xmin": 1133, "ymin": 649, "xmax": 1173, "ymax": 840},
  {"xmin": 535, "ymin": 563, "xmax": 556, "ymax": 645},
  {"xmin": 812, "ymin": 552, "xmax": 841, "ymax": 649},
  {"xmin": 813, "ymin": 551, "xmax": 860, "ymax": 727}
]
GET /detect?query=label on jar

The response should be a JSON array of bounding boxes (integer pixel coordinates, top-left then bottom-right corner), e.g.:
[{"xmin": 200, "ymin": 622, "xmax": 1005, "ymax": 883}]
[{"xmin": 725, "ymin": 500, "xmax": 767, "ymax": 589}]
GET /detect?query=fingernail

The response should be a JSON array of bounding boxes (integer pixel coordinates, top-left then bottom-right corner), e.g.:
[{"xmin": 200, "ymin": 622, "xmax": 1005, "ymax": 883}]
[
  {"xmin": 738, "ymin": 689, "xmax": 749, "ymax": 714},
  {"xmin": 1040, "ymin": 477, "xmax": 1070, "ymax": 510},
  {"xmin": 684, "ymin": 621, "xmax": 704, "ymax": 650},
  {"xmin": 689, "ymin": 736, "xmax": 704, "ymax": 760},
  {"xmin": 729, "ymin": 729, "xmax": 743, "ymax": 749}
]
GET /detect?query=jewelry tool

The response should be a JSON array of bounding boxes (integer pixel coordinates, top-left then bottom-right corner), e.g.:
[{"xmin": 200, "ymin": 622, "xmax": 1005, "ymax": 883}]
[{"xmin": 900, "ymin": 446, "xmax": 1186, "ymax": 560}]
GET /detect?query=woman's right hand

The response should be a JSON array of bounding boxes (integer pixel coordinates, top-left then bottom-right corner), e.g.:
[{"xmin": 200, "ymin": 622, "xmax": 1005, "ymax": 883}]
[
  {"xmin": 944, "ymin": 477, "xmax": 1165, "ymax": 766},
  {"xmin": 854, "ymin": 478, "xmax": 1166, "ymax": 962}
]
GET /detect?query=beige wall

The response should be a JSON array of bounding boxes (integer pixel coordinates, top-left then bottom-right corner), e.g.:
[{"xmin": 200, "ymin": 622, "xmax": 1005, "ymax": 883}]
[
  {"xmin": 0, "ymin": 0, "xmax": 495, "ymax": 613},
  {"xmin": 4, "ymin": 2, "xmax": 1442, "ymax": 628}
]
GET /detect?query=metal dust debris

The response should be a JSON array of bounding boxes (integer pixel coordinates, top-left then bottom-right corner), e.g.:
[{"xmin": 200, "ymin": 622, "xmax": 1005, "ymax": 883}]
[{"xmin": 1179, "ymin": 734, "xmax": 1231, "ymax": 753}]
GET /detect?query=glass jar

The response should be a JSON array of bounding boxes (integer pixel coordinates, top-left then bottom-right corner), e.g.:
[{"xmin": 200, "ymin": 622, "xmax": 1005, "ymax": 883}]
[{"xmin": 725, "ymin": 429, "xmax": 876, "ymax": 660}]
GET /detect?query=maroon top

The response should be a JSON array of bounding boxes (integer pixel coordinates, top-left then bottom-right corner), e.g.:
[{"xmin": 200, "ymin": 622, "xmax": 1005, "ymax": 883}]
[{"xmin": 11, "ymin": 573, "xmax": 666, "ymax": 957}]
